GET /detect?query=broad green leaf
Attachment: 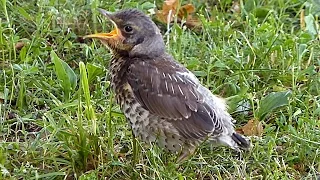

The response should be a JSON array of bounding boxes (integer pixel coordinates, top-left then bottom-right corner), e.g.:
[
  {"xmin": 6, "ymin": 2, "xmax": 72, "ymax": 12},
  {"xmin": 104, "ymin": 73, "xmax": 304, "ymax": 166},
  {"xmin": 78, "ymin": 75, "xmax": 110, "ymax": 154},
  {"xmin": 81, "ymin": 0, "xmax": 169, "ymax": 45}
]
[
  {"xmin": 305, "ymin": 14, "xmax": 317, "ymax": 37},
  {"xmin": 86, "ymin": 63, "xmax": 104, "ymax": 83},
  {"xmin": 254, "ymin": 7, "xmax": 270, "ymax": 18},
  {"xmin": 257, "ymin": 91, "xmax": 291, "ymax": 120},
  {"xmin": 51, "ymin": 51, "xmax": 77, "ymax": 100},
  {"xmin": 298, "ymin": 32, "xmax": 313, "ymax": 44}
]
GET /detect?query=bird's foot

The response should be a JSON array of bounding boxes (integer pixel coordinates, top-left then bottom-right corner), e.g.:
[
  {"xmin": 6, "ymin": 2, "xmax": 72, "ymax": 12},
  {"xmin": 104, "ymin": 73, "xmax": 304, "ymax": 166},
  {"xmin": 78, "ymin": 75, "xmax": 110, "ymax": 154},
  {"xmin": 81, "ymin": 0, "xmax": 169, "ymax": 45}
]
[{"xmin": 176, "ymin": 146, "xmax": 196, "ymax": 163}]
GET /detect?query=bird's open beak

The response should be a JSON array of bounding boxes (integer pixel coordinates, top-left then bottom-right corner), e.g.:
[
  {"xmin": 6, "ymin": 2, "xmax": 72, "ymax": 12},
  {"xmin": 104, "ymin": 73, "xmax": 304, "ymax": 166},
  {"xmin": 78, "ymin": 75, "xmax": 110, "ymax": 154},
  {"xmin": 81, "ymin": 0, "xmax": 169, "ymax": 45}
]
[{"xmin": 84, "ymin": 8, "xmax": 121, "ymax": 40}]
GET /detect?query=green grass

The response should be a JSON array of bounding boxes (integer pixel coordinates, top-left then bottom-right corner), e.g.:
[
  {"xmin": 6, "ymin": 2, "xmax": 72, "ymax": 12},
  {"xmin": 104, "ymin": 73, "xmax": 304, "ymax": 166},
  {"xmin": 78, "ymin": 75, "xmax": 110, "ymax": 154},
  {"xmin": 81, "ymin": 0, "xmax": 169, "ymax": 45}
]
[{"xmin": 0, "ymin": 0, "xmax": 319, "ymax": 179}]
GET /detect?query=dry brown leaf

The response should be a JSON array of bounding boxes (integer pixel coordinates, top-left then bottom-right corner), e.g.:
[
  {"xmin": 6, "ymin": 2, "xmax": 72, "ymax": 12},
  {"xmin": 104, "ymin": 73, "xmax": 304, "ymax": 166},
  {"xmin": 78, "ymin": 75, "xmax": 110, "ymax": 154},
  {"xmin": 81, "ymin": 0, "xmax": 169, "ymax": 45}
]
[
  {"xmin": 178, "ymin": 4, "xmax": 195, "ymax": 17},
  {"xmin": 163, "ymin": 0, "xmax": 179, "ymax": 11},
  {"xmin": 293, "ymin": 163, "xmax": 305, "ymax": 172},
  {"xmin": 185, "ymin": 17, "xmax": 202, "ymax": 29},
  {"xmin": 156, "ymin": 0, "xmax": 200, "ymax": 28},
  {"xmin": 156, "ymin": 0, "xmax": 179, "ymax": 23},
  {"xmin": 241, "ymin": 119, "xmax": 264, "ymax": 136}
]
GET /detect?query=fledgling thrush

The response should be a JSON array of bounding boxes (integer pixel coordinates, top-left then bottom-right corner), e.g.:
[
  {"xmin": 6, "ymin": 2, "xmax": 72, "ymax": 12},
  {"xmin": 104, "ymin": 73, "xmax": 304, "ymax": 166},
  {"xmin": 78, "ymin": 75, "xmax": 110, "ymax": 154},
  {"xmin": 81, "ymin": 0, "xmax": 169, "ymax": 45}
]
[{"xmin": 84, "ymin": 8, "xmax": 251, "ymax": 162}]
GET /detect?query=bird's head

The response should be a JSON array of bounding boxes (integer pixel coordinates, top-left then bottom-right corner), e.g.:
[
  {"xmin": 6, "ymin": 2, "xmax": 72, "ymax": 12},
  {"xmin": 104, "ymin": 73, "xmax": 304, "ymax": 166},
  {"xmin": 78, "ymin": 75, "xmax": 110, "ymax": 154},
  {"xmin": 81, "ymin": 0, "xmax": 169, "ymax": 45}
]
[{"xmin": 84, "ymin": 8, "xmax": 165, "ymax": 57}]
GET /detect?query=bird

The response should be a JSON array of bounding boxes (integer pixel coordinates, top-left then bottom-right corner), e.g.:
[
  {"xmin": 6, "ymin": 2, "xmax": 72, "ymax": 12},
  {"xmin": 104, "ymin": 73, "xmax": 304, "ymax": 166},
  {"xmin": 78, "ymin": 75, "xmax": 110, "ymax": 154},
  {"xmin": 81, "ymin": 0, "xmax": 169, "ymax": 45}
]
[{"xmin": 84, "ymin": 8, "xmax": 251, "ymax": 162}]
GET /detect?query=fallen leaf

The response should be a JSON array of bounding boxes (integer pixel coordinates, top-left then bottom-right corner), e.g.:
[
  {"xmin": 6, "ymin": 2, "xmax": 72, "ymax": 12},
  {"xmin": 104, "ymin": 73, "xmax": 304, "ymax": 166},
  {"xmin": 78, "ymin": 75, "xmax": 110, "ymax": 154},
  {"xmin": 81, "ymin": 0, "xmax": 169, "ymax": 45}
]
[
  {"xmin": 185, "ymin": 17, "xmax": 202, "ymax": 28},
  {"xmin": 156, "ymin": 0, "xmax": 179, "ymax": 23},
  {"xmin": 293, "ymin": 163, "xmax": 305, "ymax": 172},
  {"xmin": 178, "ymin": 4, "xmax": 195, "ymax": 17},
  {"xmin": 156, "ymin": 0, "xmax": 200, "ymax": 28},
  {"xmin": 241, "ymin": 119, "xmax": 264, "ymax": 136},
  {"xmin": 163, "ymin": 0, "xmax": 179, "ymax": 11}
]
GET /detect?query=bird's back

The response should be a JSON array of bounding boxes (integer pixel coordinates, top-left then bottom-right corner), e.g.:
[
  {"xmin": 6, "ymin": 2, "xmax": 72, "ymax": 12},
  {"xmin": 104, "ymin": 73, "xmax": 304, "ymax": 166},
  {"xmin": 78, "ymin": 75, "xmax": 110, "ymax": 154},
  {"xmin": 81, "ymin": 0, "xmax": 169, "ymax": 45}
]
[{"xmin": 110, "ymin": 53, "xmax": 250, "ymax": 158}]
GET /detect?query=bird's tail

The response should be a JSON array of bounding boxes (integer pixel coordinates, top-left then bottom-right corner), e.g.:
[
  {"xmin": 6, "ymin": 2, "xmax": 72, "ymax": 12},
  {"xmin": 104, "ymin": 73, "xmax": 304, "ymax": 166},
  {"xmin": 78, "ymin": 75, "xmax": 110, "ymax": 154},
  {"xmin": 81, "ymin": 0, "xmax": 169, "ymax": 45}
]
[
  {"xmin": 231, "ymin": 132, "xmax": 251, "ymax": 150},
  {"xmin": 212, "ymin": 132, "xmax": 251, "ymax": 151}
]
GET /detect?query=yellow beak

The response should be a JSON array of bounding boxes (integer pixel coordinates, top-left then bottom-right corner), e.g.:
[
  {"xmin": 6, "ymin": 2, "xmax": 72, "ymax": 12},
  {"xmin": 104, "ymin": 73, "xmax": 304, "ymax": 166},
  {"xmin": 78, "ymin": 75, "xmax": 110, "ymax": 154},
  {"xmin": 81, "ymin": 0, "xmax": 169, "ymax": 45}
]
[
  {"xmin": 83, "ymin": 29, "xmax": 119, "ymax": 39},
  {"xmin": 83, "ymin": 8, "xmax": 121, "ymax": 40}
]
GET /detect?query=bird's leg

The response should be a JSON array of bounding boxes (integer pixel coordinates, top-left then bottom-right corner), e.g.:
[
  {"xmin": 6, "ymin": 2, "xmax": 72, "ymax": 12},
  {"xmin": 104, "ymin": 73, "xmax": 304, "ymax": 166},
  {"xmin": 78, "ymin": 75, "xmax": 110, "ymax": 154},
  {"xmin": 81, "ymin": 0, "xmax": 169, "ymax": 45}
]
[
  {"xmin": 132, "ymin": 131, "xmax": 139, "ymax": 166},
  {"xmin": 131, "ymin": 133, "xmax": 139, "ymax": 180},
  {"xmin": 176, "ymin": 145, "xmax": 196, "ymax": 163}
]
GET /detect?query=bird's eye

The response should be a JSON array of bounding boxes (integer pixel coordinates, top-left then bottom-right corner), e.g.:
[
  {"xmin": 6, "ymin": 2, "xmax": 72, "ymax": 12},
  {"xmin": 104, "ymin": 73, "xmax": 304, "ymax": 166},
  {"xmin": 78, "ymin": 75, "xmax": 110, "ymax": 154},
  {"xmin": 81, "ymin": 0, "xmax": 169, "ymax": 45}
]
[{"xmin": 124, "ymin": 25, "xmax": 133, "ymax": 33}]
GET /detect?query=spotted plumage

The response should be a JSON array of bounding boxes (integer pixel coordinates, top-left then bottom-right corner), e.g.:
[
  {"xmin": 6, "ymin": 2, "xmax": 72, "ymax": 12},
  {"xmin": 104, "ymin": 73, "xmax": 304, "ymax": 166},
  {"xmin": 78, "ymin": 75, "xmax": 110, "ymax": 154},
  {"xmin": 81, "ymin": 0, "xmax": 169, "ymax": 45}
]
[{"xmin": 85, "ymin": 8, "xmax": 251, "ymax": 161}]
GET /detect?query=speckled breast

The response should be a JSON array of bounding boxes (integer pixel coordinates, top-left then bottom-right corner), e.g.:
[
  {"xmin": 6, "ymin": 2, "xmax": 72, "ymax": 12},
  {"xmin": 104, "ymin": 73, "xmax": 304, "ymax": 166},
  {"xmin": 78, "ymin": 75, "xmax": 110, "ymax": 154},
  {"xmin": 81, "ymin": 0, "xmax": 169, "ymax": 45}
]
[
  {"xmin": 109, "ymin": 57, "xmax": 185, "ymax": 152},
  {"xmin": 115, "ymin": 84, "xmax": 154, "ymax": 140}
]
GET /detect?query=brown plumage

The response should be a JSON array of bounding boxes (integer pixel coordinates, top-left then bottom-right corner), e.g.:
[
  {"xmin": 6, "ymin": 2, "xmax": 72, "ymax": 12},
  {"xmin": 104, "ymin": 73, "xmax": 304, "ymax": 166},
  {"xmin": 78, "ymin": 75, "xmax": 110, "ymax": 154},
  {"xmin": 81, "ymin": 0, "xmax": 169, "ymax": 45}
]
[{"xmin": 84, "ymin": 8, "xmax": 251, "ymax": 161}]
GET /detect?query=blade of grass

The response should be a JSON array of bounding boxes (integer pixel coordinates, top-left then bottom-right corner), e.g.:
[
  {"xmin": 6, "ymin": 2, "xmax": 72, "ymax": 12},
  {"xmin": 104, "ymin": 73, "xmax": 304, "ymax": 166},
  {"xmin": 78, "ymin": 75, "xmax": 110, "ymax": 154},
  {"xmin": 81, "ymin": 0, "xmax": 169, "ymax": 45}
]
[
  {"xmin": 107, "ymin": 90, "xmax": 114, "ymax": 156},
  {"xmin": 79, "ymin": 61, "xmax": 97, "ymax": 135}
]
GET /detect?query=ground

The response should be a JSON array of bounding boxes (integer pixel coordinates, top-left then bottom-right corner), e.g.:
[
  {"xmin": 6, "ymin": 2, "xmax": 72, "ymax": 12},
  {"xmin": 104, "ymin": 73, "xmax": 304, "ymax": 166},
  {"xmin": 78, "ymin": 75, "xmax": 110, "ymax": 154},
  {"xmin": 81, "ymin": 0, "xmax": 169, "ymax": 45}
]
[{"xmin": 0, "ymin": 0, "xmax": 319, "ymax": 179}]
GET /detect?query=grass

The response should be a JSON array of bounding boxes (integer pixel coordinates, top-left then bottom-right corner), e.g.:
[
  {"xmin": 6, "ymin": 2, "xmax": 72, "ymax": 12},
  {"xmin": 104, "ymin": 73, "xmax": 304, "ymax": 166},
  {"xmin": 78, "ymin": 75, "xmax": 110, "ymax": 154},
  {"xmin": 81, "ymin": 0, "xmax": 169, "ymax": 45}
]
[{"xmin": 0, "ymin": 0, "xmax": 319, "ymax": 179}]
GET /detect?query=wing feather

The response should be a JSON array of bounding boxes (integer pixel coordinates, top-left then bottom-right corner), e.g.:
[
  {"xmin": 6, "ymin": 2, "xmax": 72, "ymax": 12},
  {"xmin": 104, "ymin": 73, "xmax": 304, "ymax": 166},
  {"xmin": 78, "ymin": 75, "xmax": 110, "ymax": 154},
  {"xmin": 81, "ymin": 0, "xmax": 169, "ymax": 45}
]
[{"xmin": 127, "ymin": 57, "xmax": 223, "ymax": 139}]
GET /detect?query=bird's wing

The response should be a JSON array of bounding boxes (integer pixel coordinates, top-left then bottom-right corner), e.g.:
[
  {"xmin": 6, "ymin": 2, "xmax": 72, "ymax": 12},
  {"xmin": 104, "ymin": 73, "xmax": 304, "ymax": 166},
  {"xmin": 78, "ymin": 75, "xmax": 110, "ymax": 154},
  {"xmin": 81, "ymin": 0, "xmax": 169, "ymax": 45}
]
[{"xmin": 127, "ymin": 57, "xmax": 223, "ymax": 139}]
